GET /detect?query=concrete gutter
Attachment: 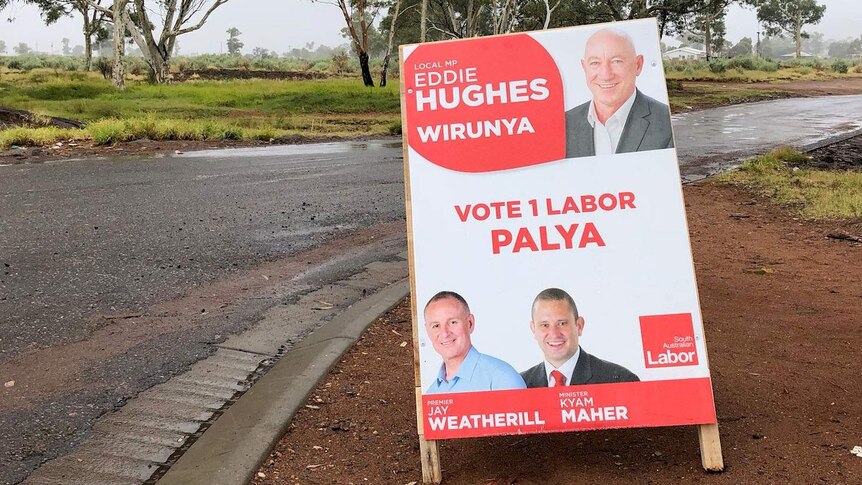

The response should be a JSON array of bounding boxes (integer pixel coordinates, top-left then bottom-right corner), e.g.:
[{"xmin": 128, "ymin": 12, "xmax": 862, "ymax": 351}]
[{"xmin": 157, "ymin": 279, "xmax": 410, "ymax": 485}]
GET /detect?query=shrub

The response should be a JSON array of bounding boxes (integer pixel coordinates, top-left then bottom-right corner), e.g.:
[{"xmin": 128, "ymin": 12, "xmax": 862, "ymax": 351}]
[
  {"xmin": 222, "ymin": 126, "xmax": 242, "ymax": 140},
  {"xmin": 388, "ymin": 120, "xmax": 402, "ymax": 135},
  {"xmin": 89, "ymin": 118, "xmax": 131, "ymax": 145},
  {"xmin": 832, "ymin": 59, "xmax": 849, "ymax": 74},
  {"xmin": 20, "ymin": 56, "xmax": 45, "ymax": 71},
  {"xmin": 708, "ymin": 59, "xmax": 727, "ymax": 74},
  {"xmin": 310, "ymin": 60, "xmax": 330, "ymax": 72},
  {"xmin": 94, "ymin": 57, "xmax": 112, "ymax": 79},
  {"xmin": 329, "ymin": 52, "xmax": 350, "ymax": 74},
  {"xmin": 127, "ymin": 57, "xmax": 149, "ymax": 76}
]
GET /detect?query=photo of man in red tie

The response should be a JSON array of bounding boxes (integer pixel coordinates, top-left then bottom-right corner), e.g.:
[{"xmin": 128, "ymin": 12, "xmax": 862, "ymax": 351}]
[{"xmin": 520, "ymin": 288, "xmax": 639, "ymax": 388}]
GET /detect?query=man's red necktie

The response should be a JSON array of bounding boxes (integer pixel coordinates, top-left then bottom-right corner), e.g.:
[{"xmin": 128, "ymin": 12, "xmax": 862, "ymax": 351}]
[{"xmin": 550, "ymin": 370, "xmax": 566, "ymax": 387}]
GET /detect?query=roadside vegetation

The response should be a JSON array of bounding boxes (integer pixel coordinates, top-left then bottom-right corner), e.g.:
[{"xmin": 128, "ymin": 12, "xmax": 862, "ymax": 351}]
[
  {"xmin": 664, "ymin": 56, "xmax": 862, "ymax": 110},
  {"xmin": 0, "ymin": 67, "xmax": 401, "ymax": 149},
  {"xmin": 2, "ymin": 53, "xmax": 862, "ymax": 150},
  {"xmin": 664, "ymin": 56, "xmax": 862, "ymax": 82},
  {"xmin": 716, "ymin": 147, "xmax": 862, "ymax": 220}
]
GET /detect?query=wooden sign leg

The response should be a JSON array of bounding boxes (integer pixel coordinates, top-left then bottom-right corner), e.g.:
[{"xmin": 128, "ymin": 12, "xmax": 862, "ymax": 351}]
[
  {"xmin": 419, "ymin": 436, "xmax": 442, "ymax": 484},
  {"xmin": 697, "ymin": 423, "xmax": 724, "ymax": 472},
  {"xmin": 415, "ymin": 387, "xmax": 442, "ymax": 483}
]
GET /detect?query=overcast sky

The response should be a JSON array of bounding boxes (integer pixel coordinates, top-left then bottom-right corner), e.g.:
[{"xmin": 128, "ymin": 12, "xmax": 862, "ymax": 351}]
[{"xmin": 0, "ymin": 0, "xmax": 859, "ymax": 55}]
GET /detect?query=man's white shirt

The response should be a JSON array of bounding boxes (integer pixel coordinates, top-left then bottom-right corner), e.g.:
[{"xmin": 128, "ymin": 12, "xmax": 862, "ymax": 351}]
[
  {"xmin": 542, "ymin": 347, "xmax": 581, "ymax": 386},
  {"xmin": 587, "ymin": 90, "xmax": 638, "ymax": 155}
]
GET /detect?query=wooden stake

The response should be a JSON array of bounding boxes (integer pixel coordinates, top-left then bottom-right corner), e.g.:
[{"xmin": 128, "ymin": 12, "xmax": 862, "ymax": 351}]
[
  {"xmin": 416, "ymin": 387, "xmax": 442, "ymax": 483},
  {"xmin": 419, "ymin": 437, "xmax": 442, "ymax": 484},
  {"xmin": 402, "ymin": 44, "xmax": 442, "ymax": 484},
  {"xmin": 697, "ymin": 423, "xmax": 724, "ymax": 472}
]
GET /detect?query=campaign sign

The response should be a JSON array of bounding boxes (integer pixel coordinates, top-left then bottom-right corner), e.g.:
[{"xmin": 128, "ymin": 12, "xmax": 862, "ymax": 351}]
[{"xmin": 400, "ymin": 18, "xmax": 717, "ymax": 441}]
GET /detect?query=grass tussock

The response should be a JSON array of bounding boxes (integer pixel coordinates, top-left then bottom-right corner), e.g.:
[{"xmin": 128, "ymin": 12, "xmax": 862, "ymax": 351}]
[
  {"xmin": 0, "ymin": 127, "xmax": 84, "ymax": 148},
  {"xmin": 716, "ymin": 147, "xmax": 862, "ymax": 220}
]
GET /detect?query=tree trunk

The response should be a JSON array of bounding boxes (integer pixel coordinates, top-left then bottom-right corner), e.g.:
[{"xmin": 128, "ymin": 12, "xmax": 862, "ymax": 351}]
[
  {"xmin": 83, "ymin": 19, "xmax": 93, "ymax": 71},
  {"xmin": 111, "ymin": 0, "xmax": 126, "ymax": 90},
  {"xmin": 379, "ymin": 0, "xmax": 401, "ymax": 88},
  {"xmin": 704, "ymin": 12, "xmax": 712, "ymax": 61},
  {"xmin": 157, "ymin": 57, "xmax": 171, "ymax": 83},
  {"xmin": 146, "ymin": 57, "xmax": 171, "ymax": 83},
  {"xmin": 795, "ymin": 12, "xmax": 802, "ymax": 58},
  {"xmin": 359, "ymin": 50, "xmax": 374, "ymax": 87},
  {"xmin": 380, "ymin": 55, "xmax": 390, "ymax": 87},
  {"xmin": 420, "ymin": 0, "xmax": 428, "ymax": 42}
]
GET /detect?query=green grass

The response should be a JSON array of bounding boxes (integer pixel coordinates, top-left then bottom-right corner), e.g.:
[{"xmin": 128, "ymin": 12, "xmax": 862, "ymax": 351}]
[
  {"xmin": 716, "ymin": 147, "xmax": 862, "ymax": 220},
  {"xmin": 0, "ymin": 69, "xmax": 401, "ymax": 147},
  {"xmin": 0, "ymin": 126, "xmax": 83, "ymax": 148}
]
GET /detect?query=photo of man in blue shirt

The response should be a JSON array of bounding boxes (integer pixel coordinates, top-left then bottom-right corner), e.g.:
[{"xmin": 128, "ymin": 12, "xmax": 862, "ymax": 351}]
[{"xmin": 424, "ymin": 291, "xmax": 526, "ymax": 394}]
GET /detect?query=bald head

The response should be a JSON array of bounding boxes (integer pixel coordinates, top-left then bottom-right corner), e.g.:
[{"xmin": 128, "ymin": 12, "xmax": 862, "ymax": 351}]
[
  {"xmin": 581, "ymin": 27, "xmax": 644, "ymax": 123},
  {"xmin": 584, "ymin": 28, "xmax": 638, "ymax": 59}
]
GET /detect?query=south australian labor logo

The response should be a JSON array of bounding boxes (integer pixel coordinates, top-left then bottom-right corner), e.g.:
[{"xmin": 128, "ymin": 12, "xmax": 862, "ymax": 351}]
[{"xmin": 639, "ymin": 313, "xmax": 699, "ymax": 368}]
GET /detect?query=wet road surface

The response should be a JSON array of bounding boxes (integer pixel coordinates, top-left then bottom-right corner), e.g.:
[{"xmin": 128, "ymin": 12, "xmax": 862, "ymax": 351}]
[
  {"xmin": 0, "ymin": 140, "xmax": 406, "ymax": 484},
  {"xmin": 2, "ymin": 96, "xmax": 861, "ymax": 483},
  {"xmin": 674, "ymin": 94, "xmax": 862, "ymax": 180}
]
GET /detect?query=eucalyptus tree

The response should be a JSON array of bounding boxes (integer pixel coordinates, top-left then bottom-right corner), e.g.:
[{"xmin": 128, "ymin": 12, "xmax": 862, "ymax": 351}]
[
  {"xmin": 752, "ymin": 0, "xmax": 825, "ymax": 58},
  {"xmin": 87, "ymin": 0, "xmax": 231, "ymax": 83}
]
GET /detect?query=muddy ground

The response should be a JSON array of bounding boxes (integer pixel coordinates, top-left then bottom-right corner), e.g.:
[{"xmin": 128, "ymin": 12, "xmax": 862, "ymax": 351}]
[
  {"xmin": 796, "ymin": 135, "xmax": 862, "ymax": 171},
  {"xmin": 251, "ymin": 143, "xmax": 862, "ymax": 484},
  {"xmin": 3, "ymin": 78, "xmax": 862, "ymax": 166}
]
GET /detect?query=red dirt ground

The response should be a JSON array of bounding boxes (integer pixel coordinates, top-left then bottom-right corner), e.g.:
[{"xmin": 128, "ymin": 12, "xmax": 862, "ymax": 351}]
[{"xmin": 252, "ymin": 179, "xmax": 862, "ymax": 484}]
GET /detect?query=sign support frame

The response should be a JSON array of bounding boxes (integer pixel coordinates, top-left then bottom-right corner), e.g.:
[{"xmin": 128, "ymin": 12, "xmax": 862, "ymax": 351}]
[
  {"xmin": 698, "ymin": 422, "xmax": 724, "ymax": 471},
  {"xmin": 401, "ymin": 44, "xmax": 443, "ymax": 483}
]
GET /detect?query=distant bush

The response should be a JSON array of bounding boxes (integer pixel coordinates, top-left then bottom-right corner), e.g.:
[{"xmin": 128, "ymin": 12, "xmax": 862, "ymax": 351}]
[
  {"xmin": 832, "ymin": 60, "xmax": 849, "ymax": 74},
  {"xmin": 726, "ymin": 56, "xmax": 755, "ymax": 70},
  {"xmin": 388, "ymin": 120, "xmax": 402, "ymax": 135},
  {"xmin": 94, "ymin": 57, "xmax": 111, "ymax": 79},
  {"xmin": 329, "ymin": 52, "xmax": 350, "ymax": 74},
  {"xmin": 127, "ymin": 57, "xmax": 149, "ymax": 76},
  {"xmin": 708, "ymin": 59, "xmax": 727, "ymax": 73},
  {"xmin": 310, "ymin": 60, "xmax": 329, "ymax": 72},
  {"xmin": 665, "ymin": 79, "xmax": 683, "ymax": 90},
  {"xmin": 20, "ymin": 56, "xmax": 45, "ymax": 71}
]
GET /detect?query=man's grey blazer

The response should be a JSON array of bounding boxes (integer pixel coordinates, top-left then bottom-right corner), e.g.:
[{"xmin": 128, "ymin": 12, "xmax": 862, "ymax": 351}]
[
  {"xmin": 520, "ymin": 348, "xmax": 640, "ymax": 387},
  {"xmin": 564, "ymin": 89, "xmax": 674, "ymax": 159}
]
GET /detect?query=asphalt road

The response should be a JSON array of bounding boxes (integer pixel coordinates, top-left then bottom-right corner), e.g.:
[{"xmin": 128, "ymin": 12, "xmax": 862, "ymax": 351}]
[
  {"xmin": 2, "ymin": 95, "xmax": 862, "ymax": 484},
  {"xmin": 0, "ymin": 140, "xmax": 407, "ymax": 484}
]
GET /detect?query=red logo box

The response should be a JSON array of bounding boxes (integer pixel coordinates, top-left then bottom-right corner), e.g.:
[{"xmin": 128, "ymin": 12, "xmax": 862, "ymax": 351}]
[{"xmin": 639, "ymin": 313, "xmax": 699, "ymax": 368}]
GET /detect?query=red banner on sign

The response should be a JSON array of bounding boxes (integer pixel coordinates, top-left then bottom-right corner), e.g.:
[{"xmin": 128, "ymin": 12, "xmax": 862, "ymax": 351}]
[
  {"xmin": 422, "ymin": 378, "xmax": 716, "ymax": 440},
  {"xmin": 403, "ymin": 34, "xmax": 565, "ymax": 172}
]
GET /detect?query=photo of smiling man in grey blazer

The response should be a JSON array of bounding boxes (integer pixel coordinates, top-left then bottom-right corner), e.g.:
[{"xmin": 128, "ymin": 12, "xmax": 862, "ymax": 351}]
[{"xmin": 564, "ymin": 27, "xmax": 674, "ymax": 159}]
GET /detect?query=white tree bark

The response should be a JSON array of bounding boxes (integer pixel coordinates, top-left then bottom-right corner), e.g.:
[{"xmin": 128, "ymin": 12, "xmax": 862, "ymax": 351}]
[
  {"xmin": 111, "ymin": 0, "xmax": 126, "ymax": 89},
  {"xmin": 542, "ymin": 0, "xmax": 560, "ymax": 29},
  {"xmin": 87, "ymin": 0, "xmax": 230, "ymax": 83}
]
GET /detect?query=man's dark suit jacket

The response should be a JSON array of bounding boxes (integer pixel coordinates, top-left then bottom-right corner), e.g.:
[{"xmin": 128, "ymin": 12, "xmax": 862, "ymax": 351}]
[
  {"xmin": 564, "ymin": 89, "xmax": 674, "ymax": 159},
  {"xmin": 520, "ymin": 347, "xmax": 640, "ymax": 387}
]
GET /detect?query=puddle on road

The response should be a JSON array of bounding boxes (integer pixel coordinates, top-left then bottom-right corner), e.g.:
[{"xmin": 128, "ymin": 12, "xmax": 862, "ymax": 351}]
[{"xmin": 178, "ymin": 140, "xmax": 402, "ymax": 159}]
